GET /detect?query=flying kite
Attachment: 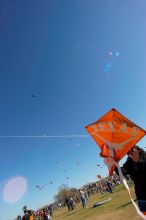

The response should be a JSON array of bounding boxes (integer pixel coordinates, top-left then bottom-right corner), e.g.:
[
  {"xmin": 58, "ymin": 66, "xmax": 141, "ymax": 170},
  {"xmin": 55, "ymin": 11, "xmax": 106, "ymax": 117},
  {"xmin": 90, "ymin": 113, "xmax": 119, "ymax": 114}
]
[
  {"xmin": 43, "ymin": 132, "xmax": 47, "ymax": 137},
  {"xmin": 107, "ymin": 51, "xmax": 112, "ymax": 56},
  {"xmin": 96, "ymin": 164, "xmax": 100, "ymax": 167},
  {"xmin": 86, "ymin": 108, "xmax": 146, "ymax": 175},
  {"xmin": 97, "ymin": 175, "xmax": 101, "ymax": 179},
  {"xmin": 76, "ymin": 162, "xmax": 80, "ymax": 166},
  {"xmin": 36, "ymin": 185, "xmax": 45, "ymax": 190},
  {"xmin": 36, "ymin": 180, "xmax": 53, "ymax": 190}
]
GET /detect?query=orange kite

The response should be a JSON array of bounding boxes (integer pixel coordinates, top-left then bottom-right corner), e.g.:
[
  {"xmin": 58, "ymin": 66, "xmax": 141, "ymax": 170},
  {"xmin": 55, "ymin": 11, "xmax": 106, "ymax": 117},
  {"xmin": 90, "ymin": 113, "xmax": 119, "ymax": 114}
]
[{"xmin": 85, "ymin": 108, "xmax": 146, "ymax": 175}]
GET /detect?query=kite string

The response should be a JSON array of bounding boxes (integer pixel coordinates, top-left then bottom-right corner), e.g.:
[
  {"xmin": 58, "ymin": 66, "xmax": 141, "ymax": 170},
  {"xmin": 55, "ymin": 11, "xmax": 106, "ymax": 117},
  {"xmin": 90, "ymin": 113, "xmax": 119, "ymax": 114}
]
[{"xmin": 104, "ymin": 157, "xmax": 146, "ymax": 220}]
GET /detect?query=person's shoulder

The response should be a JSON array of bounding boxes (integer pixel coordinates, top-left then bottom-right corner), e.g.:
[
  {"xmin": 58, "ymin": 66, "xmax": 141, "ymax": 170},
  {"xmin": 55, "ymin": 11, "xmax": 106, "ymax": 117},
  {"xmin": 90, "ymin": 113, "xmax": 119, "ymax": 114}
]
[
  {"xmin": 140, "ymin": 149, "xmax": 146, "ymax": 156},
  {"xmin": 122, "ymin": 158, "xmax": 133, "ymax": 171}
]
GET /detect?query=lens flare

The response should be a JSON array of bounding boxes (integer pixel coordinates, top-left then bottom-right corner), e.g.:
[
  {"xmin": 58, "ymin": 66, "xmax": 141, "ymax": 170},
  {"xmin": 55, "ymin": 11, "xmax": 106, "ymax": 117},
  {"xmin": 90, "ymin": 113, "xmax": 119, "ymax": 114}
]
[{"xmin": 3, "ymin": 176, "xmax": 27, "ymax": 203}]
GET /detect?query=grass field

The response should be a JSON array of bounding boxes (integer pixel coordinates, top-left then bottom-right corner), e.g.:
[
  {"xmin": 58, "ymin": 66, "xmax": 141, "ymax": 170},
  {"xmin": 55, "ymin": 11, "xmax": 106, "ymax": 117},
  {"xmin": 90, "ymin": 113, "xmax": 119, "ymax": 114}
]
[{"xmin": 53, "ymin": 185, "xmax": 141, "ymax": 220}]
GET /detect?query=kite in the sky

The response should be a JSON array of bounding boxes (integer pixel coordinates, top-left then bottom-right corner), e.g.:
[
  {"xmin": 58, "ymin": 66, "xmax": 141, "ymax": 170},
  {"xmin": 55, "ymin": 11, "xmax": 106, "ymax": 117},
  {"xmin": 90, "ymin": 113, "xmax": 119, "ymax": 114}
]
[
  {"xmin": 96, "ymin": 164, "xmax": 100, "ymax": 167},
  {"xmin": 107, "ymin": 51, "xmax": 112, "ymax": 56},
  {"xmin": 86, "ymin": 108, "xmax": 146, "ymax": 175},
  {"xmin": 97, "ymin": 175, "xmax": 101, "ymax": 179},
  {"xmin": 36, "ymin": 185, "xmax": 45, "ymax": 190},
  {"xmin": 76, "ymin": 162, "xmax": 80, "ymax": 166},
  {"xmin": 31, "ymin": 94, "xmax": 36, "ymax": 98},
  {"xmin": 36, "ymin": 180, "xmax": 53, "ymax": 190},
  {"xmin": 43, "ymin": 132, "xmax": 47, "ymax": 137}
]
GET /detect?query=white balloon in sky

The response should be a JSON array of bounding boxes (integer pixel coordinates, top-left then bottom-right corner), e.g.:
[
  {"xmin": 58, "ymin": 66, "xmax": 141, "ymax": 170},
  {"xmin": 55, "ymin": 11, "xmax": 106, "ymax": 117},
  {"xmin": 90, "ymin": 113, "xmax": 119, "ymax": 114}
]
[{"xmin": 3, "ymin": 176, "xmax": 27, "ymax": 203}]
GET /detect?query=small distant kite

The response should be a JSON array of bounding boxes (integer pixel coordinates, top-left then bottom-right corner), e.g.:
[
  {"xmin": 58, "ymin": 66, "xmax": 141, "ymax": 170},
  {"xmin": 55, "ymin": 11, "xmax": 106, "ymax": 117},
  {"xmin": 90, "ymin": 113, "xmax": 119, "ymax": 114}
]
[
  {"xmin": 97, "ymin": 175, "xmax": 102, "ymax": 179},
  {"xmin": 36, "ymin": 180, "xmax": 52, "ymax": 190},
  {"xmin": 36, "ymin": 185, "xmax": 45, "ymax": 190},
  {"xmin": 76, "ymin": 162, "xmax": 80, "ymax": 166},
  {"xmin": 32, "ymin": 94, "xmax": 36, "ymax": 98},
  {"xmin": 107, "ymin": 51, "xmax": 112, "ymax": 57},
  {"xmin": 43, "ymin": 132, "xmax": 47, "ymax": 137}
]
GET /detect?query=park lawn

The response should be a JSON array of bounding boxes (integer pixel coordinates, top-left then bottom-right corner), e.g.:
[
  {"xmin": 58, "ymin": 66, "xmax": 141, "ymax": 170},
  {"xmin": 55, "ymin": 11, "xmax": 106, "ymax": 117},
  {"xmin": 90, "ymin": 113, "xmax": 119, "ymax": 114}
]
[{"xmin": 53, "ymin": 185, "xmax": 141, "ymax": 220}]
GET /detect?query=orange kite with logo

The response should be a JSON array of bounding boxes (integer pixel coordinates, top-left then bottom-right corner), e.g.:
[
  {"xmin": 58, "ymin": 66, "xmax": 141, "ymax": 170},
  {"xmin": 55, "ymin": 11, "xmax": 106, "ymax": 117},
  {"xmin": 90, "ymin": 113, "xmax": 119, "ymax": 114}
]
[{"xmin": 85, "ymin": 108, "xmax": 146, "ymax": 175}]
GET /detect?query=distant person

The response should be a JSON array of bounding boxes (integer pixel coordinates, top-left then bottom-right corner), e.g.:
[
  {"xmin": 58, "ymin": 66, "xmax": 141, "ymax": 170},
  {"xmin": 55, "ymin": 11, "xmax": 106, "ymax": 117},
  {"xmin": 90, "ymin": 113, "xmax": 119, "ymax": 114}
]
[
  {"xmin": 78, "ymin": 189, "xmax": 86, "ymax": 209},
  {"xmin": 47, "ymin": 213, "xmax": 51, "ymax": 220},
  {"xmin": 22, "ymin": 210, "xmax": 31, "ymax": 220},
  {"xmin": 106, "ymin": 181, "xmax": 113, "ymax": 193},
  {"xmin": 69, "ymin": 197, "xmax": 74, "ymax": 210},
  {"xmin": 48, "ymin": 204, "xmax": 54, "ymax": 217},
  {"xmin": 84, "ymin": 188, "xmax": 89, "ymax": 201},
  {"xmin": 42, "ymin": 210, "xmax": 48, "ymax": 220},
  {"xmin": 115, "ymin": 146, "xmax": 146, "ymax": 215},
  {"xmin": 66, "ymin": 196, "xmax": 71, "ymax": 211}
]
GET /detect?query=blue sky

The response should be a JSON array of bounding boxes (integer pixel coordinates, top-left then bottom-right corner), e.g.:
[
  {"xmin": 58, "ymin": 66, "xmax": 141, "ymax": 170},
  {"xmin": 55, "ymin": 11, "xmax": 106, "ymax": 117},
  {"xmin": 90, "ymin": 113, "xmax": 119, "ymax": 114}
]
[{"xmin": 0, "ymin": 0, "xmax": 146, "ymax": 219}]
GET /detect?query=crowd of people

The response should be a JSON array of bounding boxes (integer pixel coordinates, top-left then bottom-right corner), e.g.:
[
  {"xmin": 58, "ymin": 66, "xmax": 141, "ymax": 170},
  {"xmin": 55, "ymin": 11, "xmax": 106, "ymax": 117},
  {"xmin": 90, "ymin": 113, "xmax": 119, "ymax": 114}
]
[
  {"xmin": 16, "ymin": 174, "xmax": 123, "ymax": 220},
  {"xmin": 64, "ymin": 175, "xmax": 124, "ymax": 212},
  {"xmin": 17, "ymin": 204, "xmax": 54, "ymax": 220}
]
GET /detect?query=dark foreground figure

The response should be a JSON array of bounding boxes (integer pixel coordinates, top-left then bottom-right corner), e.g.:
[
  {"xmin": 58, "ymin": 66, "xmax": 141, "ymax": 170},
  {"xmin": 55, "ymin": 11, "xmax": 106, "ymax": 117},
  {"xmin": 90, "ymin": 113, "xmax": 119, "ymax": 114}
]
[{"xmin": 115, "ymin": 145, "xmax": 146, "ymax": 215}]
